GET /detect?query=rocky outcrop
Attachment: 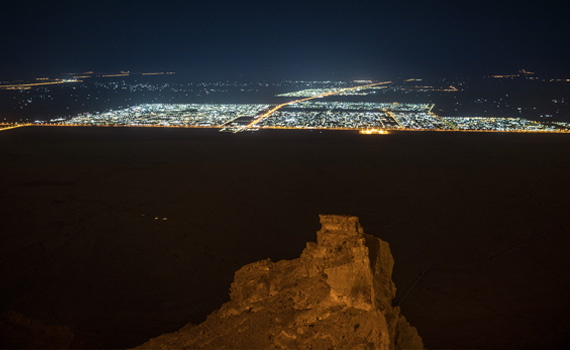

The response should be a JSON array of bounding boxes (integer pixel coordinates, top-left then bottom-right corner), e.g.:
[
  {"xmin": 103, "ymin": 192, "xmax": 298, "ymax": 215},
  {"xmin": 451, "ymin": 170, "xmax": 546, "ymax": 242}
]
[{"xmin": 136, "ymin": 215, "xmax": 423, "ymax": 349}]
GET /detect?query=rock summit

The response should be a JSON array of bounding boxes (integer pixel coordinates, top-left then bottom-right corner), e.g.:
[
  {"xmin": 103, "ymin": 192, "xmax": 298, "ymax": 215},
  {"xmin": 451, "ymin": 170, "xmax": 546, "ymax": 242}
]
[{"xmin": 136, "ymin": 215, "xmax": 423, "ymax": 349}]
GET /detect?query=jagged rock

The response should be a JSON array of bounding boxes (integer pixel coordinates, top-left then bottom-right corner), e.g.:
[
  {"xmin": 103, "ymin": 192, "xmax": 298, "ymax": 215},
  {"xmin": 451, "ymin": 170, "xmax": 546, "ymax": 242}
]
[{"xmin": 135, "ymin": 215, "xmax": 423, "ymax": 349}]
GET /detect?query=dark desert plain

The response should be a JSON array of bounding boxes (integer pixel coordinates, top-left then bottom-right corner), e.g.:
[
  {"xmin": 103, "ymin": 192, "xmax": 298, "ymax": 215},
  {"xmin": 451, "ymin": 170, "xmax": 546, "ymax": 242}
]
[{"xmin": 1, "ymin": 126, "xmax": 570, "ymax": 349}]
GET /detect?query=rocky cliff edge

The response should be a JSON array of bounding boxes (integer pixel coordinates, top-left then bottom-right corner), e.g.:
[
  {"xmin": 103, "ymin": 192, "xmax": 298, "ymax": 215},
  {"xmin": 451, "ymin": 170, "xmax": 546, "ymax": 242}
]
[{"xmin": 135, "ymin": 215, "xmax": 423, "ymax": 349}]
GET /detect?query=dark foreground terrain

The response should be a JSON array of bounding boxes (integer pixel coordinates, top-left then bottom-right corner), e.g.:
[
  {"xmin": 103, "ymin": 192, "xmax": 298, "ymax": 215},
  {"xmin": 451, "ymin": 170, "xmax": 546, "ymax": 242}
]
[{"xmin": 1, "ymin": 127, "xmax": 569, "ymax": 349}]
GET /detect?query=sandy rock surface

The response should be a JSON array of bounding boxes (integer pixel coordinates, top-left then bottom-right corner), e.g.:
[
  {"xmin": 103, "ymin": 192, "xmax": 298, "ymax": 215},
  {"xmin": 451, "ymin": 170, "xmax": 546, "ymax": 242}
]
[{"xmin": 136, "ymin": 215, "xmax": 423, "ymax": 349}]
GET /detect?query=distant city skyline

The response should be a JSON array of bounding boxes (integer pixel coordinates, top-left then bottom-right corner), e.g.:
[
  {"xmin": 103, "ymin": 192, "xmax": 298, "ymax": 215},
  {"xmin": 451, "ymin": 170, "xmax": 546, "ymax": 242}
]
[{"xmin": 2, "ymin": 78, "xmax": 568, "ymax": 132}]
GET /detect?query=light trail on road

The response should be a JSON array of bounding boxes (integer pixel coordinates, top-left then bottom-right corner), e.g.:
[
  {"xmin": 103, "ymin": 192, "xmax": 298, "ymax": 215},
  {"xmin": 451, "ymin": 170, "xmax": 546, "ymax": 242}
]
[
  {"xmin": 0, "ymin": 80, "xmax": 81, "ymax": 90},
  {"xmin": 0, "ymin": 124, "xmax": 30, "ymax": 132},
  {"xmin": 246, "ymin": 81, "xmax": 392, "ymax": 127}
]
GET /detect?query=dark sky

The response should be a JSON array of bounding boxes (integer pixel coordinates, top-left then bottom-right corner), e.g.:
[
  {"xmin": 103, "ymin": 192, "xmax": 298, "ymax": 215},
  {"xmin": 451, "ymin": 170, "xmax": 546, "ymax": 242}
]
[{"xmin": 1, "ymin": 0, "xmax": 568, "ymax": 80}]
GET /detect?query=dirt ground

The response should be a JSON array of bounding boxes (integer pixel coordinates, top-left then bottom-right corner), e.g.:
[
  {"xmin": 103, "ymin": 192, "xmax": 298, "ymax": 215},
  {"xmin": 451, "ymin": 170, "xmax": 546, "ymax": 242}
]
[{"xmin": 1, "ymin": 127, "xmax": 569, "ymax": 349}]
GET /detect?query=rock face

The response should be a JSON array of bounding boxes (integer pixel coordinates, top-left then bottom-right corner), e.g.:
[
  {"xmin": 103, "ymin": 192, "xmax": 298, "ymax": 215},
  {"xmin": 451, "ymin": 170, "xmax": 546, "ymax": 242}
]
[{"xmin": 136, "ymin": 215, "xmax": 423, "ymax": 349}]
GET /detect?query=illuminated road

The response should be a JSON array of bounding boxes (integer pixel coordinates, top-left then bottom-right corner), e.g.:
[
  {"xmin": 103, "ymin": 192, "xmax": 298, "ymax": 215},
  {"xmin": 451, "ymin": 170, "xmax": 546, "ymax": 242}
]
[
  {"xmin": 246, "ymin": 81, "xmax": 392, "ymax": 127},
  {"xmin": 436, "ymin": 115, "xmax": 458, "ymax": 130},
  {"xmin": 0, "ymin": 80, "xmax": 81, "ymax": 90},
  {"xmin": 386, "ymin": 111, "xmax": 405, "ymax": 128},
  {"xmin": 0, "ymin": 124, "xmax": 30, "ymax": 132},
  {"xmin": 249, "ymin": 125, "xmax": 570, "ymax": 134}
]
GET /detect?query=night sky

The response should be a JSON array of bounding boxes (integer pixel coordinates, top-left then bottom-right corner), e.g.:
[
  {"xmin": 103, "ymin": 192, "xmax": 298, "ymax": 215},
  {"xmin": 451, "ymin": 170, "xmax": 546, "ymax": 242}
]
[{"xmin": 1, "ymin": 0, "xmax": 569, "ymax": 80}]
